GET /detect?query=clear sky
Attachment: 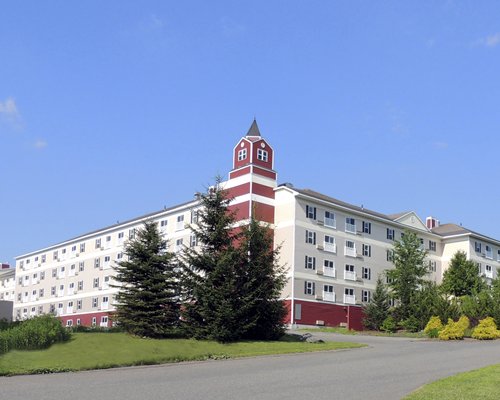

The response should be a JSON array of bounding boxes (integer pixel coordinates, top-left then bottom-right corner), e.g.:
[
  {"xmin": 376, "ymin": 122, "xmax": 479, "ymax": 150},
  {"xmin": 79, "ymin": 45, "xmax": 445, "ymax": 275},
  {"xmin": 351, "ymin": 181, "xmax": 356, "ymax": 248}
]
[{"xmin": 1, "ymin": 1, "xmax": 499, "ymax": 265}]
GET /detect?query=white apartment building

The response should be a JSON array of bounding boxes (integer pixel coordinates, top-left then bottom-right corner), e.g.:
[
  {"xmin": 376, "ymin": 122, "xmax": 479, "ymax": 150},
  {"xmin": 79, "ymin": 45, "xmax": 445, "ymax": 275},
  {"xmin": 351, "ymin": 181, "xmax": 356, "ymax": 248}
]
[{"xmin": 12, "ymin": 121, "xmax": 500, "ymax": 329}]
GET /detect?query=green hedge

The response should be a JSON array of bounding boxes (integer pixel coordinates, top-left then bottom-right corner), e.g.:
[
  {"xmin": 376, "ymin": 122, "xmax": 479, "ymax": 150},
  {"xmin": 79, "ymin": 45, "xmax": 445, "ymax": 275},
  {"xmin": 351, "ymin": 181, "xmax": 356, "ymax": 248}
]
[{"xmin": 0, "ymin": 315, "xmax": 70, "ymax": 355}]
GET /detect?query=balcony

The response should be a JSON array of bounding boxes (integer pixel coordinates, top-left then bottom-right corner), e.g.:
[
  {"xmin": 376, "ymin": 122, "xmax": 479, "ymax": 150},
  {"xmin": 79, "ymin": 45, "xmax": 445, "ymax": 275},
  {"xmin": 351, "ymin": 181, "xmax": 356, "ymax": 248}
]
[
  {"xmin": 323, "ymin": 292, "xmax": 335, "ymax": 302},
  {"xmin": 485, "ymin": 269, "xmax": 494, "ymax": 279},
  {"xmin": 324, "ymin": 217, "xmax": 336, "ymax": 229},
  {"xmin": 101, "ymin": 302, "xmax": 109, "ymax": 310},
  {"xmin": 344, "ymin": 270, "xmax": 357, "ymax": 281},
  {"xmin": 345, "ymin": 223, "xmax": 356, "ymax": 234},
  {"xmin": 485, "ymin": 250, "xmax": 493, "ymax": 260},
  {"xmin": 343, "ymin": 294, "xmax": 356, "ymax": 304},
  {"xmin": 324, "ymin": 242, "xmax": 337, "ymax": 253},
  {"xmin": 344, "ymin": 246, "xmax": 357, "ymax": 258},
  {"xmin": 323, "ymin": 267, "xmax": 336, "ymax": 278}
]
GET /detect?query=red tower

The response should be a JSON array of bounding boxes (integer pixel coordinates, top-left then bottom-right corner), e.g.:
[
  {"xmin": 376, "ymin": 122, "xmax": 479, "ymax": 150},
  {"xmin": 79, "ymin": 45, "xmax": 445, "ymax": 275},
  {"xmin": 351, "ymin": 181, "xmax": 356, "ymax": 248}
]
[{"xmin": 225, "ymin": 120, "xmax": 277, "ymax": 224}]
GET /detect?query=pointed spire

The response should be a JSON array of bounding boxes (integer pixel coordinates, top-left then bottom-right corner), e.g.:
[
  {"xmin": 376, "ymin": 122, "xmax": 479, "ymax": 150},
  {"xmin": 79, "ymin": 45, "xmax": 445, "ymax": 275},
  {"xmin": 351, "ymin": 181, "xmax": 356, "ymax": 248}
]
[{"xmin": 246, "ymin": 118, "xmax": 261, "ymax": 137}]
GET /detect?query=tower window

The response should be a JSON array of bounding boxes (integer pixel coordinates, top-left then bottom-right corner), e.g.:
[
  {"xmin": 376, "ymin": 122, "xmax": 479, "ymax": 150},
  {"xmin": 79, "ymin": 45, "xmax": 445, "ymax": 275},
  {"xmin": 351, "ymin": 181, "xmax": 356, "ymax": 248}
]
[
  {"xmin": 257, "ymin": 148, "xmax": 268, "ymax": 162},
  {"xmin": 238, "ymin": 148, "xmax": 247, "ymax": 161}
]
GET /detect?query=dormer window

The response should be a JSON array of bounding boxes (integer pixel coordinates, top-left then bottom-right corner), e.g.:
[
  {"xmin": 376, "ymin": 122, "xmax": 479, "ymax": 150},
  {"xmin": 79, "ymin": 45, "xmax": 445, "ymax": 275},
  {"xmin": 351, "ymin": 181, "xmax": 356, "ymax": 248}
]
[
  {"xmin": 238, "ymin": 148, "xmax": 247, "ymax": 161},
  {"xmin": 257, "ymin": 148, "xmax": 268, "ymax": 162}
]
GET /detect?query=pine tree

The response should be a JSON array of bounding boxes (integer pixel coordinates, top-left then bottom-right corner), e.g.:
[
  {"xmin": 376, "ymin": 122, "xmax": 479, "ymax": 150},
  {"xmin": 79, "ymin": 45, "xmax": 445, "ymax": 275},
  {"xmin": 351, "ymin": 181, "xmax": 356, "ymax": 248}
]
[
  {"xmin": 386, "ymin": 229, "xmax": 428, "ymax": 320},
  {"xmin": 441, "ymin": 251, "xmax": 485, "ymax": 297},
  {"xmin": 180, "ymin": 178, "xmax": 250, "ymax": 342},
  {"xmin": 113, "ymin": 220, "xmax": 180, "ymax": 338},
  {"xmin": 238, "ymin": 217, "xmax": 287, "ymax": 340},
  {"xmin": 362, "ymin": 275, "xmax": 390, "ymax": 331}
]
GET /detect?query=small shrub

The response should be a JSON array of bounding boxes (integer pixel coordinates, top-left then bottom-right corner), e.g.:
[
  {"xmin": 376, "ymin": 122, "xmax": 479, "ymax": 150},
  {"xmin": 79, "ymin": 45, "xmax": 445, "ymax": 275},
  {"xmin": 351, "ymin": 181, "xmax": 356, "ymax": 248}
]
[
  {"xmin": 400, "ymin": 316, "xmax": 420, "ymax": 332},
  {"xmin": 424, "ymin": 316, "xmax": 443, "ymax": 338},
  {"xmin": 438, "ymin": 316, "xmax": 470, "ymax": 340},
  {"xmin": 472, "ymin": 317, "xmax": 500, "ymax": 340},
  {"xmin": 380, "ymin": 316, "xmax": 397, "ymax": 333}
]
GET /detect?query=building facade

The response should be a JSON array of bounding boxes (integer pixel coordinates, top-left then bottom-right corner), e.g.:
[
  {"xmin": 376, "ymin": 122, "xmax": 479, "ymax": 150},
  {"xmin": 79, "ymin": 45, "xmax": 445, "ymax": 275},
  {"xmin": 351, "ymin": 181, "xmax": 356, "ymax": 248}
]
[{"xmin": 12, "ymin": 121, "xmax": 500, "ymax": 329}]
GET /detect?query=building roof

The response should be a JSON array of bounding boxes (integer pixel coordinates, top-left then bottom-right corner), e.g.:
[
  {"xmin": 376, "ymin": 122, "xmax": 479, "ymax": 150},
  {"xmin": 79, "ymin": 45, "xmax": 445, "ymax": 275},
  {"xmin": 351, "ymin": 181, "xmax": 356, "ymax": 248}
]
[
  {"xmin": 293, "ymin": 188, "xmax": 393, "ymax": 221},
  {"xmin": 246, "ymin": 119, "xmax": 261, "ymax": 137},
  {"xmin": 387, "ymin": 212, "xmax": 412, "ymax": 220},
  {"xmin": 431, "ymin": 223, "xmax": 470, "ymax": 237}
]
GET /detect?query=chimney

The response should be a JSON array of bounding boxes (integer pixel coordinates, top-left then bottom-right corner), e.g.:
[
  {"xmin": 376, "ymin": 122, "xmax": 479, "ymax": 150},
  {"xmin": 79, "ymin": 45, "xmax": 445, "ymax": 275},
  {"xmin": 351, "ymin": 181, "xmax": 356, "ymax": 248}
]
[{"xmin": 426, "ymin": 216, "xmax": 440, "ymax": 229}]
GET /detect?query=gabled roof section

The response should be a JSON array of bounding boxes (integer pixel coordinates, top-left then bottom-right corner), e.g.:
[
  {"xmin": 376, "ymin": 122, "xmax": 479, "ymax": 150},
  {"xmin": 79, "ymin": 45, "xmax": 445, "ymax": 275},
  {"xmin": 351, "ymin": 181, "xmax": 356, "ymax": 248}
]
[
  {"xmin": 246, "ymin": 119, "xmax": 261, "ymax": 137},
  {"xmin": 431, "ymin": 223, "xmax": 471, "ymax": 237},
  {"xmin": 389, "ymin": 211, "xmax": 429, "ymax": 232},
  {"xmin": 293, "ymin": 188, "xmax": 391, "ymax": 220}
]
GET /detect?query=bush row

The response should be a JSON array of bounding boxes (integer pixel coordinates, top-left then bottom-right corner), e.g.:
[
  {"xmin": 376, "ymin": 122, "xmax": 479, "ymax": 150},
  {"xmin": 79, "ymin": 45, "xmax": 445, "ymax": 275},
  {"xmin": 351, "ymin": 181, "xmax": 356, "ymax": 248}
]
[
  {"xmin": 0, "ymin": 315, "xmax": 70, "ymax": 355},
  {"xmin": 423, "ymin": 316, "xmax": 500, "ymax": 340}
]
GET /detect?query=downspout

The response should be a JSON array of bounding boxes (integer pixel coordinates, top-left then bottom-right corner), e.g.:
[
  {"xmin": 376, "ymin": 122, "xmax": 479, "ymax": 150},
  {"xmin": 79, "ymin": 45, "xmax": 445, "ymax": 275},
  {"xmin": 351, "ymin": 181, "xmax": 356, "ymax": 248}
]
[{"xmin": 290, "ymin": 193, "xmax": 296, "ymax": 328}]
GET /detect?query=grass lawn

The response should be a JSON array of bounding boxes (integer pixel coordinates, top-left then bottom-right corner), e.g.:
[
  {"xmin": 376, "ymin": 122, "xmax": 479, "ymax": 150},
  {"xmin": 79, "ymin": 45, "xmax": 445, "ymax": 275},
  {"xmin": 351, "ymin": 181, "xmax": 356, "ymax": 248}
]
[
  {"xmin": 299, "ymin": 327, "xmax": 426, "ymax": 338},
  {"xmin": 0, "ymin": 332, "xmax": 364, "ymax": 376},
  {"xmin": 404, "ymin": 364, "xmax": 500, "ymax": 400}
]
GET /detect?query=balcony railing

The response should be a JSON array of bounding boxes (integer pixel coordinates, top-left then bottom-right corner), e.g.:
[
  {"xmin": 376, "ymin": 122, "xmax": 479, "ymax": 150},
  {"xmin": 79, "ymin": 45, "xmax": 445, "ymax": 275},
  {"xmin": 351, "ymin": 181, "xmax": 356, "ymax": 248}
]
[
  {"xmin": 485, "ymin": 250, "xmax": 493, "ymax": 260},
  {"xmin": 323, "ymin": 267, "xmax": 336, "ymax": 278},
  {"xmin": 344, "ymin": 270, "xmax": 357, "ymax": 281},
  {"xmin": 323, "ymin": 292, "xmax": 335, "ymax": 302},
  {"xmin": 344, "ymin": 246, "xmax": 357, "ymax": 258},
  {"xmin": 344, "ymin": 294, "xmax": 356, "ymax": 304},
  {"xmin": 485, "ymin": 270, "xmax": 494, "ymax": 279},
  {"xmin": 324, "ymin": 242, "xmax": 337, "ymax": 253},
  {"xmin": 345, "ymin": 223, "xmax": 356, "ymax": 234},
  {"xmin": 324, "ymin": 217, "xmax": 336, "ymax": 228}
]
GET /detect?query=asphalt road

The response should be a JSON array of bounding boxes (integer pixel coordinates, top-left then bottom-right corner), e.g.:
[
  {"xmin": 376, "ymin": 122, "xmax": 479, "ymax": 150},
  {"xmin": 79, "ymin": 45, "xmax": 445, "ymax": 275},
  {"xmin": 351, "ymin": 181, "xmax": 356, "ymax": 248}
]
[{"xmin": 2, "ymin": 333, "xmax": 500, "ymax": 400}]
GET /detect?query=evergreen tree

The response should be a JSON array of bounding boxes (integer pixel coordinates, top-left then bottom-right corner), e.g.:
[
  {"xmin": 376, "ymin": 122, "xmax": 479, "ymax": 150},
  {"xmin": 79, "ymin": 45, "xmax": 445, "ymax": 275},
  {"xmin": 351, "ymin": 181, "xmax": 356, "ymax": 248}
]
[
  {"xmin": 362, "ymin": 275, "xmax": 390, "ymax": 331},
  {"xmin": 180, "ymin": 178, "xmax": 250, "ymax": 342},
  {"xmin": 238, "ymin": 217, "xmax": 287, "ymax": 340},
  {"xmin": 113, "ymin": 220, "xmax": 180, "ymax": 338},
  {"xmin": 441, "ymin": 251, "xmax": 485, "ymax": 297},
  {"xmin": 386, "ymin": 230, "xmax": 428, "ymax": 320}
]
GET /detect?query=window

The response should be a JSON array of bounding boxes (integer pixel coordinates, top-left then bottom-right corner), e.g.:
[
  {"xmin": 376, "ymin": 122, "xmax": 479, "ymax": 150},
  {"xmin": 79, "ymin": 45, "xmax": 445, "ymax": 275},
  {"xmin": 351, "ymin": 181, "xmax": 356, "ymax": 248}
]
[
  {"xmin": 324, "ymin": 235, "xmax": 336, "ymax": 252},
  {"xmin": 362, "ymin": 290, "xmax": 371, "ymax": 303},
  {"xmin": 345, "ymin": 240, "xmax": 356, "ymax": 257},
  {"xmin": 305, "ymin": 230, "xmax": 316, "ymax": 245},
  {"xmin": 429, "ymin": 260, "xmax": 437, "ymax": 272},
  {"xmin": 324, "ymin": 211, "xmax": 336, "ymax": 228},
  {"xmin": 485, "ymin": 245, "xmax": 493, "ymax": 259},
  {"xmin": 52, "ymin": 268, "xmax": 57, "ymax": 278},
  {"xmin": 94, "ymin": 258, "xmax": 100, "ymax": 269},
  {"xmin": 475, "ymin": 241, "xmax": 482, "ymax": 253},
  {"xmin": 77, "ymin": 300, "xmax": 82, "ymax": 310},
  {"xmin": 39, "ymin": 288, "xmax": 44, "ymax": 297},
  {"xmin": 497, "ymin": 249, "xmax": 500, "ymax": 262},
  {"xmin": 92, "ymin": 297, "xmax": 98, "ymax": 308},
  {"xmin": 93, "ymin": 278, "xmax": 100, "ymax": 288},
  {"xmin": 323, "ymin": 260, "xmax": 335, "ymax": 277},
  {"xmin": 101, "ymin": 316, "xmax": 109, "ymax": 326},
  {"xmin": 362, "ymin": 221, "xmax": 371, "ymax": 234},
  {"xmin": 66, "ymin": 320, "xmax": 73, "ymax": 327},
  {"xmin": 76, "ymin": 319, "xmax": 81, "ymax": 326},
  {"xmin": 428, "ymin": 240, "xmax": 436, "ymax": 252},
  {"xmin": 386, "ymin": 249, "xmax": 394, "ymax": 262},
  {"xmin": 485, "ymin": 265, "xmax": 493, "ymax": 278},
  {"xmin": 387, "ymin": 228, "xmax": 395, "ymax": 240},
  {"xmin": 175, "ymin": 238, "xmax": 183, "ymax": 252},
  {"xmin": 40, "ymin": 271, "xmax": 45, "ymax": 280},
  {"xmin": 191, "ymin": 210, "xmax": 199, "ymax": 224},
  {"xmin": 304, "ymin": 256, "xmax": 316, "ymax": 270},
  {"xmin": 190, "ymin": 235, "xmax": 198, "ymax": 248},
  {"xmin": 79, "ymin": 261, "xmax": 85, "ymax": 272},
  {"xmin": 92, "ymin": 317, "xmax": 97, "ymax": 326},
  {"xmin": 80, "ymin": 243, "xmax": 86, "ymax": 253},
  {"xmin": 104, "ymin": 255, "xmax": 111, "ymax": 264},
  {"xmin": 95, "ymin": 238, "xmax": 101, "ymax": 249},
  {"xmin": 69, "ymin": 264, "xmax": 76, "ymax": 276},
  {"xmin": 257, "ymin": 148, "xmax": 268, "ymax": 162},
  {"xmin": 323, "ymin": 285, "xmax": 335, "ymax": 302},
  {"xmin": 306, "ymin": 205, "xmax": 317, "ymax": 220},
  {"xmin": 344, "ymin": 264, "xmax": 356, "ymax": 280},
  {"xmin": 237, "ymin": 148, "xmax": 247, "ymax": 161},
  {"xmin": 78, "ymin": 281, "xmax": 83, "ymax": 291},
  {"xmin": 304, "ymin": 281, "xmax": 315, "ymax": 295},
  {"xmin": 345, "ymin": 217, "xmax": 356, "ymax": 233},
  {"xmin": 362, "ymin": 244, "xmax": 371, "ymax": 257},
  {"xmin": 53, "ymin": 251, "xmax": 58, "ymax": 261},
  {"xmin": 362, "ymin": 267, "xmax": 371, "ymax": 280},
  {"xmin": 344, "ymin": 288, "xmax": 355, "ymax": 304},
  {"xmin": 117, "ymin": 252, "xmax": 123, "ymax": 260},
  {"xmin": 71, "ymin": 245, "xmax": 77, "ymax": 253},
  {"xmin": 41, "ymin": 254, "xmax": 46, "ymax": 263},
  {"xmin": 176, "ymin": 215, "xmax": 185, "ymax": 231},
  {"xmin": 51, "ymin": 286, "xmax": 56, "ymax": 296},
  {"xmin": 129, "ymin": 229, "xmax": 136, "ymax": 240}
]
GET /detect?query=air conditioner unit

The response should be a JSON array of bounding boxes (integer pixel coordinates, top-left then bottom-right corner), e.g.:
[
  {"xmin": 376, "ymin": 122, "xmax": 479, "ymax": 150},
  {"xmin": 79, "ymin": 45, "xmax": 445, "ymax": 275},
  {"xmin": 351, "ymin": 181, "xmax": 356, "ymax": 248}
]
[
  {"xmin": 99, "ymin": 286, "xmax": 103, "ymax": 290},
  {"xmin": 316, "ymin": 244, "xmax": 324, "ymax": 250},
  {"xmin": 316, "ymin": 220, "xmax": 324, "ymax": 226},
  {"xmin": 316, "ymin": 270, "xmax": 323, "ymax": 275},
  {"xmin": 315, "ymin": 320, "xmax": 325, "ymax": 326},
  {"xmin": 315, "ymin": 294, "xmax": 323, "ymax": 300},
  {"xmin": 76, "ymin": 253, "xmax": 79, "ymax": 257},
  {"xmin": 356, "ymin": 231, "xmax": 363, "ymax": 236},
  {"xmin": 100, "ymin": 247, "xmax": 105, "ymax": 251}
]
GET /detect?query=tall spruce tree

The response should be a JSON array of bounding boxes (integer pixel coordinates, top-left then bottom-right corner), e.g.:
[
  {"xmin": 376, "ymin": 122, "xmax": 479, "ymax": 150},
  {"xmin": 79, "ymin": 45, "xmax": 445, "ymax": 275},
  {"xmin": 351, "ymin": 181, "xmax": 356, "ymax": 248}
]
[
  {"xmin": 441, "ymin": 251, "xmax": 485, "ymax": 297},
  {"xmin": 362, "ymin": 275, "xmax": 390, "ymax": 331},
  {"xmin": 386, "ymin": 230, "xmax": 428, "ymax": 320},
  {"xmin": 238, "ymin": 217, "xmax": 287, "ymax": 340},
  {"xmin": 113, "ymin": 220, "xmax": 180, "ymax": 338},
  {"xmin": 180, "ymin": 178, "xmax": 251, "ymax": 342}
]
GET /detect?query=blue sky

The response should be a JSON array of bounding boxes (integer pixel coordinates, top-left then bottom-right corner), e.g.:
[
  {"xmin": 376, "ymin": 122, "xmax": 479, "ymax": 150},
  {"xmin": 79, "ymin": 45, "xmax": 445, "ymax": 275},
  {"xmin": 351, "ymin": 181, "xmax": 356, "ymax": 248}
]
[{"xmin": 1, "ymin": 1, "xmax": 499, "ymax": 265}]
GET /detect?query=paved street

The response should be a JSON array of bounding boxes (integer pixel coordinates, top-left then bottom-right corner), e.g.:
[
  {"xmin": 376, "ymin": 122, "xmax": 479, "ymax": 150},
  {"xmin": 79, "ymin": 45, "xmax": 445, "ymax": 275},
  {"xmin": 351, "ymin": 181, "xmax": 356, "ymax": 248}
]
[{"xmin": 2, "ymin": 333, "xmax": 500, "ymax": 400}]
